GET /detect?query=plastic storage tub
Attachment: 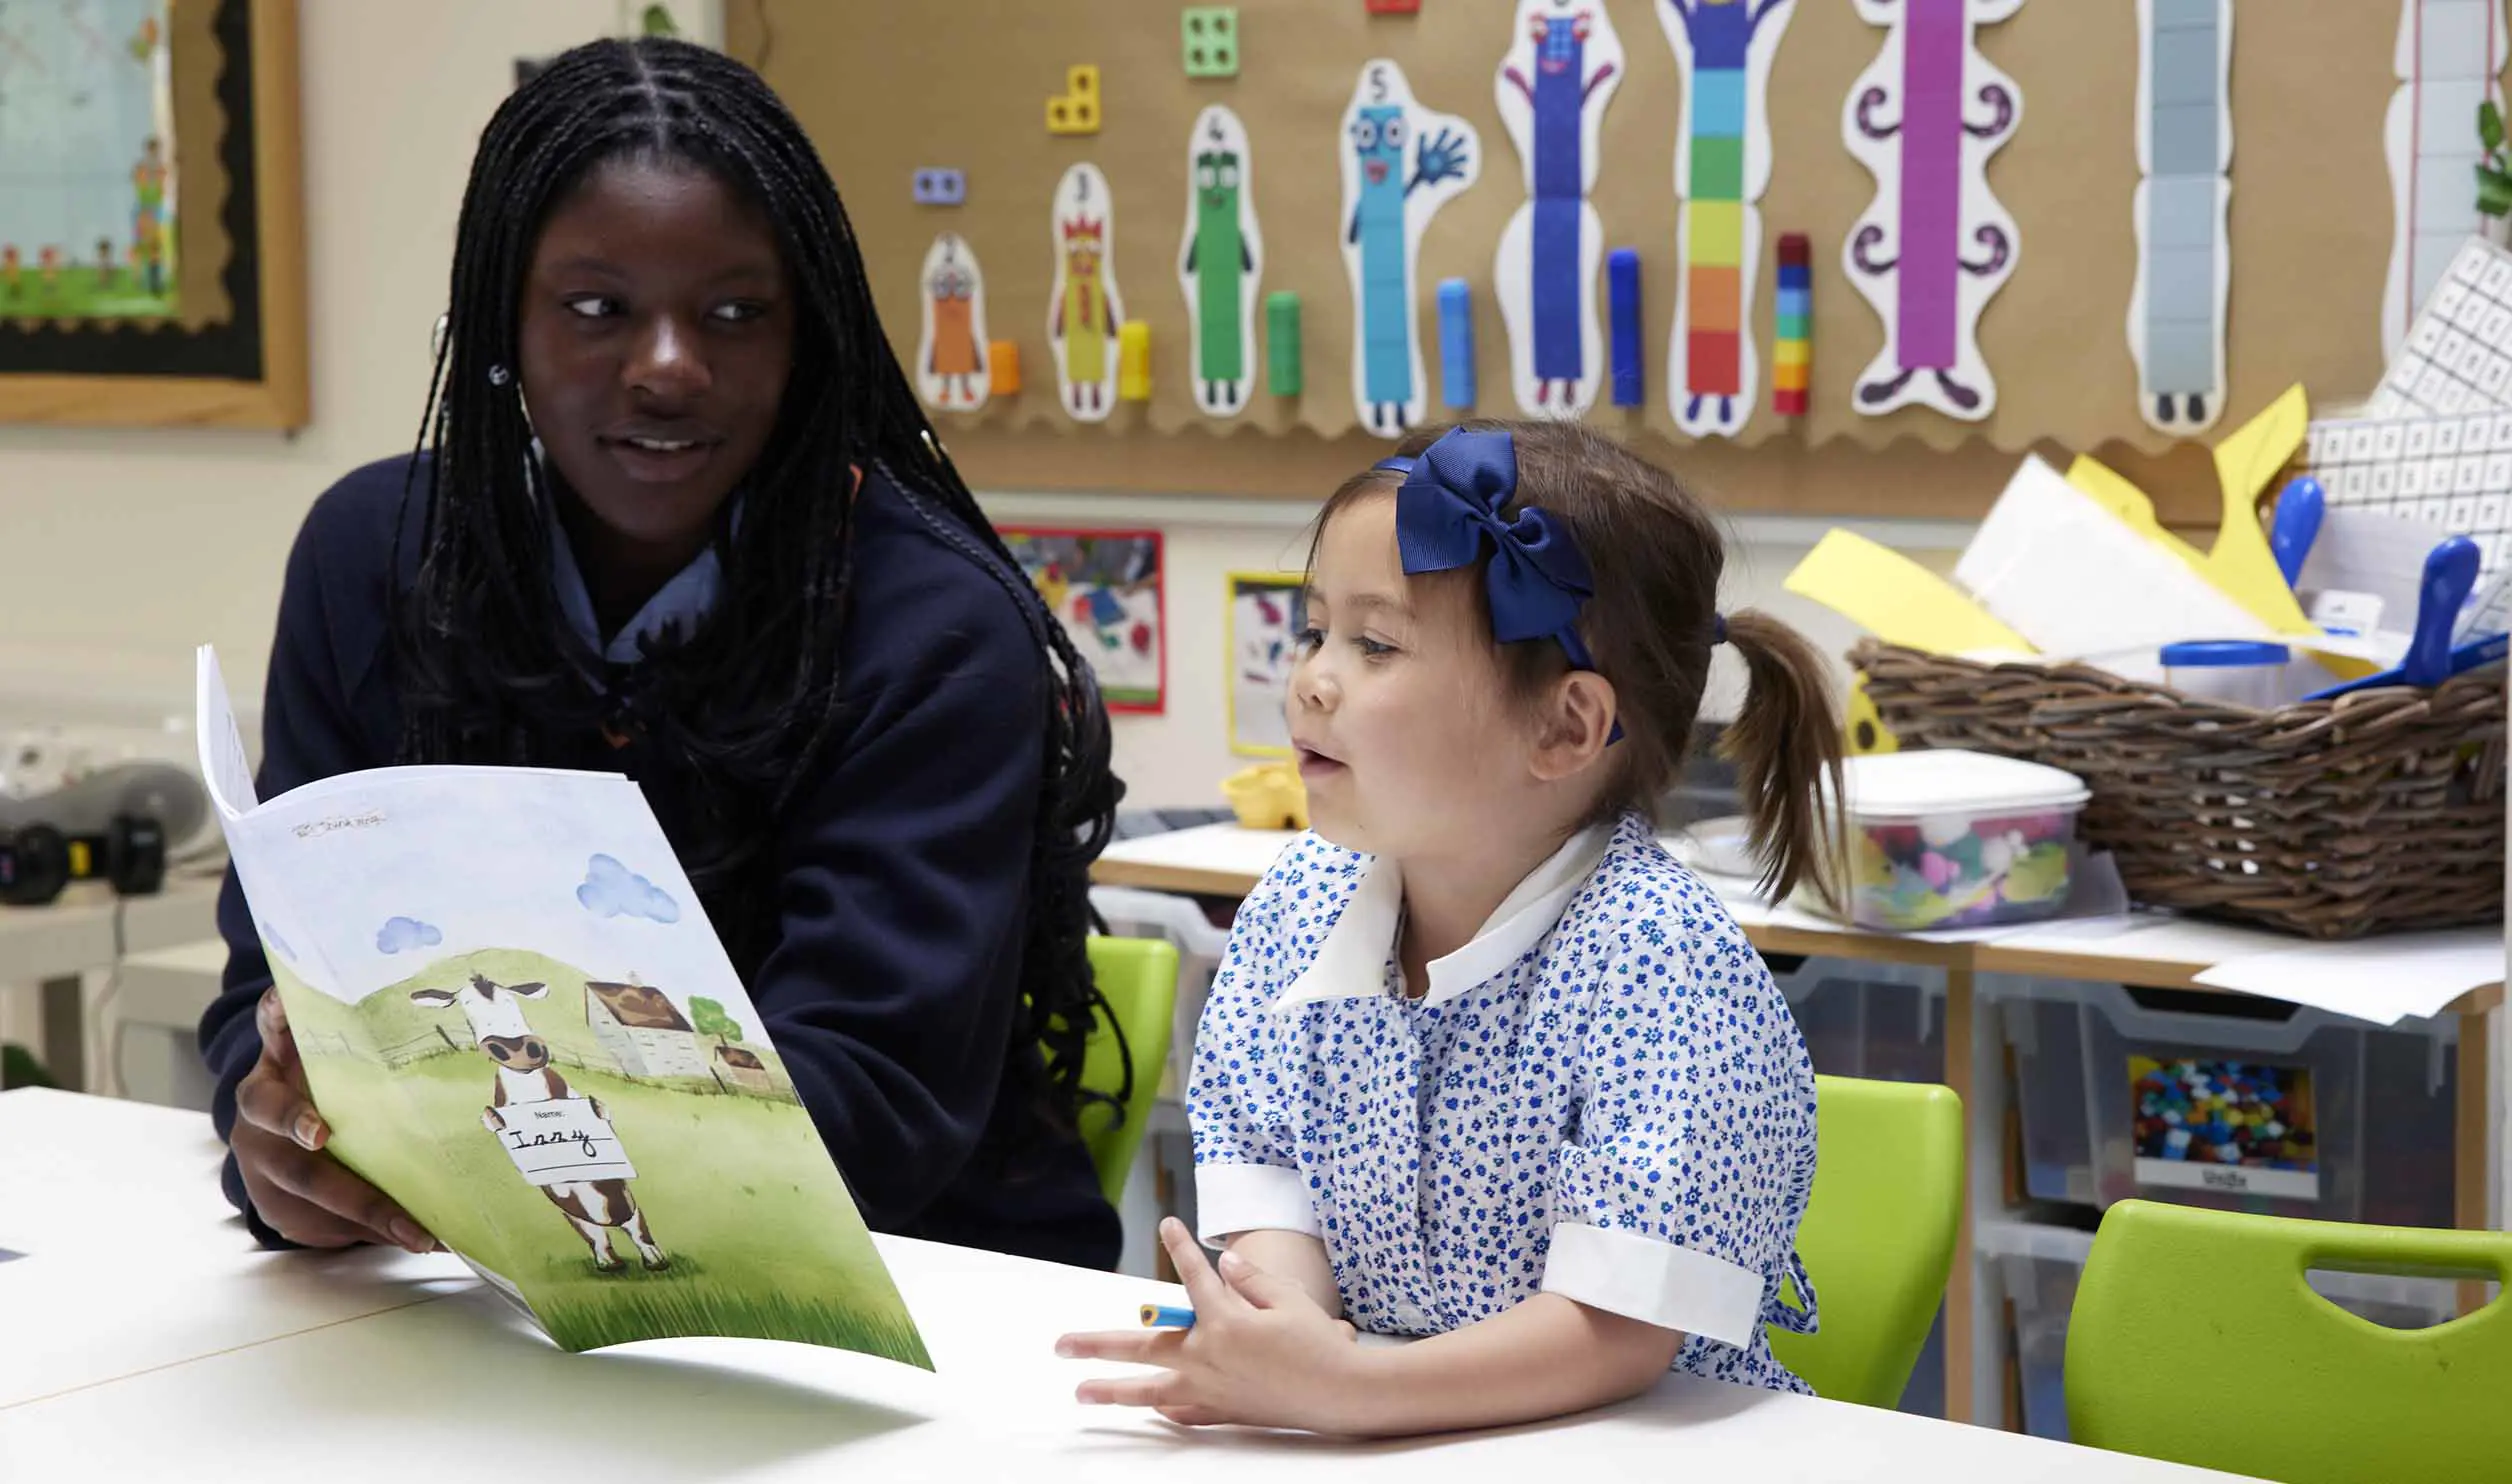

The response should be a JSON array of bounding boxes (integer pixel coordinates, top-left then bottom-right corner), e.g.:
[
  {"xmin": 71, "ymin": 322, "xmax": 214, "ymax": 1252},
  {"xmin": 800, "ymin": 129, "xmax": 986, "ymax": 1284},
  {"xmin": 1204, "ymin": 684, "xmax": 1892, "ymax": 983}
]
[
  {"xmin": 1774, "ymin": 955, "xmax": 1946, "ymax": 1087},
  {"xmin": 1769, "ymin": 954, "xmax": 1947, "ymax": 1417},
  {"xmin": 1089, "ymin": 885, "xmax": 1234, "ymax": 1100},
  {"xmin": 1835, "ymin": 750, "xmax": 2091, "ymax": 933},
  {"xmin": 1989, "ymin": 1219, "xmax": 2465, "ymax": 1442},
  {"xmin": 2000, "ymin": 977, "xmax": 2457, "ymax": 1227}
]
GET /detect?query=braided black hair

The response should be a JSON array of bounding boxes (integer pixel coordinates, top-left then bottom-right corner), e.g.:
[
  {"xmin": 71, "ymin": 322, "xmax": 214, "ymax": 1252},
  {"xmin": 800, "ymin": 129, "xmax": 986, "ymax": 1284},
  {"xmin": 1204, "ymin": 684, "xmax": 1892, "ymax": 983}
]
[{"xmin": 394, "ymin": 36, "xmax": 1126, "ymax": 1143}]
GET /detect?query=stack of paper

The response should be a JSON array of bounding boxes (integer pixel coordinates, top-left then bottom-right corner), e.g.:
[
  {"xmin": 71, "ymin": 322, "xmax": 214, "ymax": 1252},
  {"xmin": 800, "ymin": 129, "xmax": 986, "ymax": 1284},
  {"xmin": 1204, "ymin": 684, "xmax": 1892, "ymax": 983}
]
[{"xmin": 1785, "ymin": 390, "xmax": 2326, "ymax": 682}]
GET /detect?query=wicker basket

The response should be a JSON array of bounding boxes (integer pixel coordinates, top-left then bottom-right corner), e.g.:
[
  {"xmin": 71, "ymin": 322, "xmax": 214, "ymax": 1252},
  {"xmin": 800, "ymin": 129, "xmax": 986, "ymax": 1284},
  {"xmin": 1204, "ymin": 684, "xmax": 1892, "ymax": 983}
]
[{"xmin": 1849, "ymin": 640, "xmax": 2507, "ymax": 940}]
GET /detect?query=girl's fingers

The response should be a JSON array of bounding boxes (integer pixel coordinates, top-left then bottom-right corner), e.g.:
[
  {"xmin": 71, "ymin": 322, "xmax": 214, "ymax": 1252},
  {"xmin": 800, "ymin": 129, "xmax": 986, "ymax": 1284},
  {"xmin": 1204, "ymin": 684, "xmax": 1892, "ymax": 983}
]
[
  {"xmin": 1053, "ymin": 1329, "xmax": 1178, "ymax": 1364},
  {"xmin": 1076, "ymin": 1374, "xmax": 1185, "ymax": 1408},
  {"xmin": 1158, "ymin": 1218, "xmax": 1234, "ymax": 1314}
]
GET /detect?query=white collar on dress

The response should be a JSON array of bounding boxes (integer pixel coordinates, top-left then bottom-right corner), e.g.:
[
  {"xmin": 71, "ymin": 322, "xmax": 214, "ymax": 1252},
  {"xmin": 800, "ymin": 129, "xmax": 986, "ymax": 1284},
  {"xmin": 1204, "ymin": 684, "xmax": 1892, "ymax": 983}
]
[{"xmin": 1275, "ymin": 820, "xmax": 1617, "ymax": 1013}]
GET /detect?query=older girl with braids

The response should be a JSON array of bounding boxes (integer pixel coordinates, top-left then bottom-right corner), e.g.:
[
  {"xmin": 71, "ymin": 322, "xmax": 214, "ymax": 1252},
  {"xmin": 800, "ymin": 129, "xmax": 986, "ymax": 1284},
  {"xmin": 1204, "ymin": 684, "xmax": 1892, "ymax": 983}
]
[{"xmin": 199, "ymin": 37, "xmax": 1126, "ymax": 1269}]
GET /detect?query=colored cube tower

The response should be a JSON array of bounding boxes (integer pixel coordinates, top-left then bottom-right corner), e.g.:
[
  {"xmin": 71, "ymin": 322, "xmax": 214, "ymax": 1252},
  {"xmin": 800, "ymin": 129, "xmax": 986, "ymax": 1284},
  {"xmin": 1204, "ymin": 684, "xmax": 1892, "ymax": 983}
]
[
  {"xmin": 1046, "ymin": 64, "xmax": 1101, "ymax": 135},
  {"xmin": 1772, "ymin": 232, "xmax": 1812, "ymax": 417},
  {"xmin": 1365, "ymin": 0, "xmax": 1420, "ymax": 12},
  {"xmin": 910, "ymin": 168, "xmax": 965, "ymax": 206},
  {"xmin": 1117, "ymin": 321, "xmax": 1153, "ymax": 402},
  {"xmin": 1266, "ymin": 291, "xmax": 1303, "ymax": 396},
  {"xmin": 1182, "ymin": 7, "xmax": 1238, "ymax": 77},
  {"xmin": 1437, "ymin": 279, "xmax": 1475, "ymax": 408},
  {"xmin": 1608, "ymin": 249, "xmax": 1644, "ymax": 408}
]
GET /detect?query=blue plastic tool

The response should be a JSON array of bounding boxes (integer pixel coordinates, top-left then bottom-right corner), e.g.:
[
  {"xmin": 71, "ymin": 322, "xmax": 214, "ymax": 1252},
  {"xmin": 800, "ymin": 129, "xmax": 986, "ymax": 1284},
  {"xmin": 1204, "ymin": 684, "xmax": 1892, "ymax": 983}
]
[
  {"xmin": 1437, "ymin": 278, "xmax": 1476, "ymax": 410},
  {"xmin": 2268, "ymin": 476, "xmax": 2323, "ymax": 590},
  {"xmin": 2304, "ymin": 536, "xmax": 2498, "ymax": 698}
]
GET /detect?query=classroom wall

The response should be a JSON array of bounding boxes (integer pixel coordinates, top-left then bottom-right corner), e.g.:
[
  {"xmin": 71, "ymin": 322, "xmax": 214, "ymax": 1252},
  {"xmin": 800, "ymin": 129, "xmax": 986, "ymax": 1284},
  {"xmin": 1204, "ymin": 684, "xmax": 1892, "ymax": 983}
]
[
  {"xmin": 0, "ymin": 0, "xmax": 1967, "ymax": 813},
  {"xmin": 979, "ymin": 490, "xmax": 1971, "ymax": 808},
  {"xmin": 0, "ymin": 0, "xmax": 635, "ymax": 728}
]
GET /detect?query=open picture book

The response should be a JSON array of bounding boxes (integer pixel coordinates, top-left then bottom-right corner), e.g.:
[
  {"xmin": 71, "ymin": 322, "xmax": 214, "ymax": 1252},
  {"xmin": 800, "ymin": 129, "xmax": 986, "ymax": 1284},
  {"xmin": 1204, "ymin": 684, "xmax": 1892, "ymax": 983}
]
[{"xmin": 194, "ymin": 645, "xmax": 931, "ymax": 1366}]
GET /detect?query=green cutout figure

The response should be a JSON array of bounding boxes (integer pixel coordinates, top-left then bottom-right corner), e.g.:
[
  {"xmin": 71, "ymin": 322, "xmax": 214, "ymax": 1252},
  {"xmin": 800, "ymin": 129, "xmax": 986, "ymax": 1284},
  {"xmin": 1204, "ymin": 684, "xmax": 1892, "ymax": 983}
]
[{"xmin": 1178, "ymin": 106, "xmax": 1262, "ymax": 416}]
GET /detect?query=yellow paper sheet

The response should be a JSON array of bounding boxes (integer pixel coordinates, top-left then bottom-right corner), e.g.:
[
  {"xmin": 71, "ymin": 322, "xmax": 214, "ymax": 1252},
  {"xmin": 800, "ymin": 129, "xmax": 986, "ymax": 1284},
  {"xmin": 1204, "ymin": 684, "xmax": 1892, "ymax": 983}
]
[
  {"xmin": 1783, "ymin": 530, "xmax": 2032, "ymax": 655},
  {"xmin": 2204, "ymin": 385, "xmax": 2317, "ymax": 636}
]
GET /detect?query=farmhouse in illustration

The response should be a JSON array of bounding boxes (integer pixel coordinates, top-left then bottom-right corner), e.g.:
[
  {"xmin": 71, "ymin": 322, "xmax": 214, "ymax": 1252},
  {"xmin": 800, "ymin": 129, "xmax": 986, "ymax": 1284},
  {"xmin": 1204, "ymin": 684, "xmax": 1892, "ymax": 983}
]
[
  {"xmin": 714, "ymin": 1042, "xmax": 776, "ymax": 1094},
  {"xmin": 585, "ymin": 978, "xmax": 707, "ymax": 1079}
]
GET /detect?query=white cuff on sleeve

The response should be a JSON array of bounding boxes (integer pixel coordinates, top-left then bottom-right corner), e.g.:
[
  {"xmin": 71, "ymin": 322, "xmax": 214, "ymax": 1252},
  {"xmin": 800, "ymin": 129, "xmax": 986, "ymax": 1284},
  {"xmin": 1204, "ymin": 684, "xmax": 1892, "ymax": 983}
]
[
  {"xmin": 1540, "ymin": 1222, "xmax": 1764, "ymax": 1348},
  {"xmin": 1194, "ymin": 1162, "xmax": 1320, "ymax": 1245}
]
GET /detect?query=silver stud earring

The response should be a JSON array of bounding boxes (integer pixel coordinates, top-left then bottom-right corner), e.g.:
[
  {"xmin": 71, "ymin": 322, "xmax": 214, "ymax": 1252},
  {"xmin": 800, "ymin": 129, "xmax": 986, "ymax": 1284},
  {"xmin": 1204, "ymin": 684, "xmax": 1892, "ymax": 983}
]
[{"xmin": 488, "ymin": 364, "xmax": 512, "ymax": 387}]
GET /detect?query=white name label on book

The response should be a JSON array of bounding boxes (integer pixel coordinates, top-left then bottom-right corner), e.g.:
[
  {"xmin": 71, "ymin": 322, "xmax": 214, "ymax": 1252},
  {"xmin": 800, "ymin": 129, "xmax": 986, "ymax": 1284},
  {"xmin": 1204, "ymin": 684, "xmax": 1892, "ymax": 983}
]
[{"xmin": 496, "ymin": 1097, "xmax": 637, "ymax": 1185}]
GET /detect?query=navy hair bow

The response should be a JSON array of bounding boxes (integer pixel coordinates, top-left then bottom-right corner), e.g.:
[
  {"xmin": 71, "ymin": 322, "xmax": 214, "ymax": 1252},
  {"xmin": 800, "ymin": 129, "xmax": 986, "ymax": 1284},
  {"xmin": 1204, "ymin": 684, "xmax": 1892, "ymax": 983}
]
[{"xmin": 1378, "ymin": 428, "xmax": 1600, "ymax": 671}]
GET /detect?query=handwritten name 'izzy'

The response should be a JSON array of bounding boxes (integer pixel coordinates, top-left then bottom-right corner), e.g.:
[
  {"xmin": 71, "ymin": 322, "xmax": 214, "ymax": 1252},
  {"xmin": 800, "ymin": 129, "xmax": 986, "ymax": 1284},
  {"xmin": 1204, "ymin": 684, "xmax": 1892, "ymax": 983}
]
[{"xmin": 501, "ymin": 1126, "xmax": 603, "ymax": 1161}]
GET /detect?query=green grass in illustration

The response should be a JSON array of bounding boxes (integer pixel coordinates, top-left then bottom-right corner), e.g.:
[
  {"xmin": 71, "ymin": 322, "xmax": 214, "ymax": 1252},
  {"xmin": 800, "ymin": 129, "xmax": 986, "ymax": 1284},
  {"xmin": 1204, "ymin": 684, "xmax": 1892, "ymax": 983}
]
[{"xmin": 276, "ymin": 950, "xmax": 927, "ymax": 1368}]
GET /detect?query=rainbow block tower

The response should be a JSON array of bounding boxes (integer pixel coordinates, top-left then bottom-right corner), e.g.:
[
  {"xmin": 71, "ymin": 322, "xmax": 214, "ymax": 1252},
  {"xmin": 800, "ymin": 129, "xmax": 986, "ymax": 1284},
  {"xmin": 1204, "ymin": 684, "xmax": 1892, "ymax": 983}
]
[{"xmin": 1772, "ymin": 232, "xmax": 1811, "ymax": 417}]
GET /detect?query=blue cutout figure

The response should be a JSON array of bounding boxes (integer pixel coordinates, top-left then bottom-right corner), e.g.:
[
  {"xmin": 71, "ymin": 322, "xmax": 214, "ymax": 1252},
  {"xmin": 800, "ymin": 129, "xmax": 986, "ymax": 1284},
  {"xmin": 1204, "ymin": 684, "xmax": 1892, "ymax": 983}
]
[
  {"xmin": 1348, "ymin": 109, "xmax": 1470, "ymax": 435},
  {"xmin": 1502, "ymin": 10, "xmax": 1618, "ymax": 409}
]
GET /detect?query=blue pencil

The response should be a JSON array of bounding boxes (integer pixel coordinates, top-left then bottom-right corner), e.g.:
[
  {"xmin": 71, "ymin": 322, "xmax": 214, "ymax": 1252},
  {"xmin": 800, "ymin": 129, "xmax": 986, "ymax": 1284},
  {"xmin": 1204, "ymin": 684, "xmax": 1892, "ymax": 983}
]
[{"xmin": 1139, "ymin": 1303, "xmax": 1195, "ymax": 1330}]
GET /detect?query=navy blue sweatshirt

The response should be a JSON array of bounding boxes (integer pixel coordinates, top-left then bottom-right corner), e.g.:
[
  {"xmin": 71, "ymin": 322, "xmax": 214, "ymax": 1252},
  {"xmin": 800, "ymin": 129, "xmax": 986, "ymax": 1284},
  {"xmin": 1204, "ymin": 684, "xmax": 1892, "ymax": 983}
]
[{"xmin": 198, "ymin": 454, "xmax": 1121, "ymax": 1270}]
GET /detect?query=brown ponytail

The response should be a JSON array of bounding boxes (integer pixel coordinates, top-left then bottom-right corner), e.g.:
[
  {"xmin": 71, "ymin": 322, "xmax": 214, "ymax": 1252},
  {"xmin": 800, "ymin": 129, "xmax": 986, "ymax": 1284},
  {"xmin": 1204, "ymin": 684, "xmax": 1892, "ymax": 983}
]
[{"xmin": 1718, "ymin": 610, "xmax": 1847, "ymax": 912}]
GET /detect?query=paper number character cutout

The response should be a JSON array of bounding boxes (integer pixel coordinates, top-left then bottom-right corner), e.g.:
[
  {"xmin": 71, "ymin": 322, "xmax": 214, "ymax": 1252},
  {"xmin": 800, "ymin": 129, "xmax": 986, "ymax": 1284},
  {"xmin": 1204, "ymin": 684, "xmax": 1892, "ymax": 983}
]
[
  {"xmin": 1340, "ymin": 60, "xmax": 1482, "ymax": 437},
  {"xmin": 1179, "ymin": 106, "xmax": 1264, "ymax": 418},
  {"xmin": 2129, "ymin": 0, "xmax": 2232, "ymax": 434},
  {"xmin": 915, "ymin": 233, "xmax": 990, "ymax": 413},
  {"xmin": 1494, "ymin": 0, "xmax": 1623, "ymax": 418},
  {"xmin": 1841, "ymin": 0, "xmax": 2023, "ymax": 422},
  {"xmin": 2382, "ymin": 0, "xmax": 2508, "ymax": 360},
  {"xmin": 1660, "ymin": 0, "xmax": 1797, "ymax": 437},
  {"xmin": 1048, "ymin": 163, "xmax": 1125, "ymax": 422}
]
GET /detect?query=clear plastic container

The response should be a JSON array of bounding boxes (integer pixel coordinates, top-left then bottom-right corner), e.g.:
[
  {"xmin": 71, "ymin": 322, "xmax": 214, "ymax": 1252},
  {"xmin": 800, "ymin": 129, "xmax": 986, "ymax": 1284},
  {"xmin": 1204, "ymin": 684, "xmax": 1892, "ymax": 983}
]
[
  {"xmin": 1999, "ymin": 977, "xmax": 2457, "ymax": 1227},
  {"xmin": 1836, "ymin": 750, "xmax": 2091, "ymax": 933},
  {"xmin": 2161, "ymin": 639, "xmax": 2294, "ymax": 709},
  {"xmin": 1987, "ymin": 1219, "xmax": 2465, "ymax": 1442},
  {"xmin": 1770, "ymin": 955, "xmax": 1948, "ymax": 1417},
  {"xmin": 1775, "ymin": 955, "xmax": 1946, "ymax": 1085}
]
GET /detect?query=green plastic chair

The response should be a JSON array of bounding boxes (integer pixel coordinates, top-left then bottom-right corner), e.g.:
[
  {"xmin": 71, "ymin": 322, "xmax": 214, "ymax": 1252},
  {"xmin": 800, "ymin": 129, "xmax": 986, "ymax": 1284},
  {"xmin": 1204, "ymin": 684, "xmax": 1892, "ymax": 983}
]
[
  {"xmin": 2067, "ymin": 1199, "xmax": 2512, "ymax": 1482},
  {"xmin": 1076, "ymin": 934, "xmax": 1180, "ymax": 1206},
  {"xmin": 1765, "ymin": 1074, "xmax": 1965, "ymax": 1407}
]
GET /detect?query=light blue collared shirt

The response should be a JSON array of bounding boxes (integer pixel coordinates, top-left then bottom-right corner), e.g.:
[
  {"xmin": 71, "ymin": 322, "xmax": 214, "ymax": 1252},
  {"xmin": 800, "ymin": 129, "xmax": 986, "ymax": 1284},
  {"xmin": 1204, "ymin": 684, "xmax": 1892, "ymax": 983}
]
[{"xmin": 532, "ymin": 443, "xmax": 730, "ymax": 669}]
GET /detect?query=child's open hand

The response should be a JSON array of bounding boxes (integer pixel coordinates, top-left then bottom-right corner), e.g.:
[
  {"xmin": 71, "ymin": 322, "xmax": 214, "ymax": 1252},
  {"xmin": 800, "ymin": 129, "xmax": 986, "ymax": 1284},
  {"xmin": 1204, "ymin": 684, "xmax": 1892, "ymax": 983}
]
[{"xmin": 1056, "ymin": 1218, "xmax": 1373, "ymax": 1434}]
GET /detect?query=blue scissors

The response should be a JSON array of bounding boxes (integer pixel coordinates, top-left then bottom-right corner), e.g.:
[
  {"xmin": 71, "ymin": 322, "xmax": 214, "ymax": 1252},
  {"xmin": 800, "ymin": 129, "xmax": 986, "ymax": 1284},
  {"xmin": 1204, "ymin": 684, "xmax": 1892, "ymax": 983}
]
[{"xmin": 2304, "ymin": 536, "xmax": 2507, "ymax": 699}]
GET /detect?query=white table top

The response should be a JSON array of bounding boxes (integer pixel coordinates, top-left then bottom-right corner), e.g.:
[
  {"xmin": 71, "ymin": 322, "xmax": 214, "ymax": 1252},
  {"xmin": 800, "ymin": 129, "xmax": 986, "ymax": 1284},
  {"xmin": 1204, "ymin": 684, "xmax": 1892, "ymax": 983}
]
[{"xmin": 0, "ymin": 1089, "xmax": 2251, "ymax": 1482}]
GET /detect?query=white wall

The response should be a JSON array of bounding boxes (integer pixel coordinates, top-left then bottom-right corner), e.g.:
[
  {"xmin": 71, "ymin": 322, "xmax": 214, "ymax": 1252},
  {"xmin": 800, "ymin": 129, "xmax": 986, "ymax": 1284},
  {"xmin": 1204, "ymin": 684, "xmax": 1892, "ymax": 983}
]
[
  {"xmin": 0, "ymin": 0, "xmax": 632, "ymax": 725},
  {"xmin": 0, "ymin": 0, "xmax": 1967, "ymax": 813}
]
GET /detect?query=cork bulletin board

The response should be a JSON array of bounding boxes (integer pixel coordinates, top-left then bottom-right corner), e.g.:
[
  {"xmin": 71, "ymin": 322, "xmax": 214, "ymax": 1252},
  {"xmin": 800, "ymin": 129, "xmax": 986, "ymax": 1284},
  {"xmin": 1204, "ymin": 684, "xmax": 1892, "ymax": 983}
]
[{"xmin": 729, "ymin": 1, "xmax": 2425, "ymax": 521}]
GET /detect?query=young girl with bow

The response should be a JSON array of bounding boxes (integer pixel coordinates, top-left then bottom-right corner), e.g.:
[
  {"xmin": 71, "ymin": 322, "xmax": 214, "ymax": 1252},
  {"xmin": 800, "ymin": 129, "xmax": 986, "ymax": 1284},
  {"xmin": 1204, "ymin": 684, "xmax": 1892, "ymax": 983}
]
[{"xmin": 1057, "ymin": 420, "xmax": 1845, "ymax": 1435}]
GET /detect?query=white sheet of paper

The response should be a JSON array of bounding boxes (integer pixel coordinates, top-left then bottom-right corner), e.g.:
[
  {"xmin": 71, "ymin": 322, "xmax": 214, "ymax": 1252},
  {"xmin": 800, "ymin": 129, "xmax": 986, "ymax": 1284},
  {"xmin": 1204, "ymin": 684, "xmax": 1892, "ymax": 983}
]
[
  {"xmin": 1955, "ymin": 454, "xmax": 2277, "ymax": 662},
  {"xmin": 2194, "ymin": 928, "xmax": 2503, "ymax": 1026},
  {"xmin": 2295, "ymin": 505, "xmax": 2459, "ymax": 661},
  {"xmin": 194, "ymin": 646, "xmax": 258, "ymax": 818}
]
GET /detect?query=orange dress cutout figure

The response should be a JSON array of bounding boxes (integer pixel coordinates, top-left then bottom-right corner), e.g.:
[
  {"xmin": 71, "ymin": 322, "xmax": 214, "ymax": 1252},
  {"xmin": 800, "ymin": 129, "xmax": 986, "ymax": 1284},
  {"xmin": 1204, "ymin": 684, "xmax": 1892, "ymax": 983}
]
[{"xmin": 915, "ymin": 232, "xmax": 991, "ymax": 412}]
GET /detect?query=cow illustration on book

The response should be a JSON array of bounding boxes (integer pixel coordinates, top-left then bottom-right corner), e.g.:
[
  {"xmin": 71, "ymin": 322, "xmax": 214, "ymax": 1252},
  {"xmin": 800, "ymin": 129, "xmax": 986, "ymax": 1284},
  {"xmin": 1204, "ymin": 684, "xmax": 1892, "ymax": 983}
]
[{"xmin": 410, "ymin": 973, "xmax": 670, "ymax": 1273}]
